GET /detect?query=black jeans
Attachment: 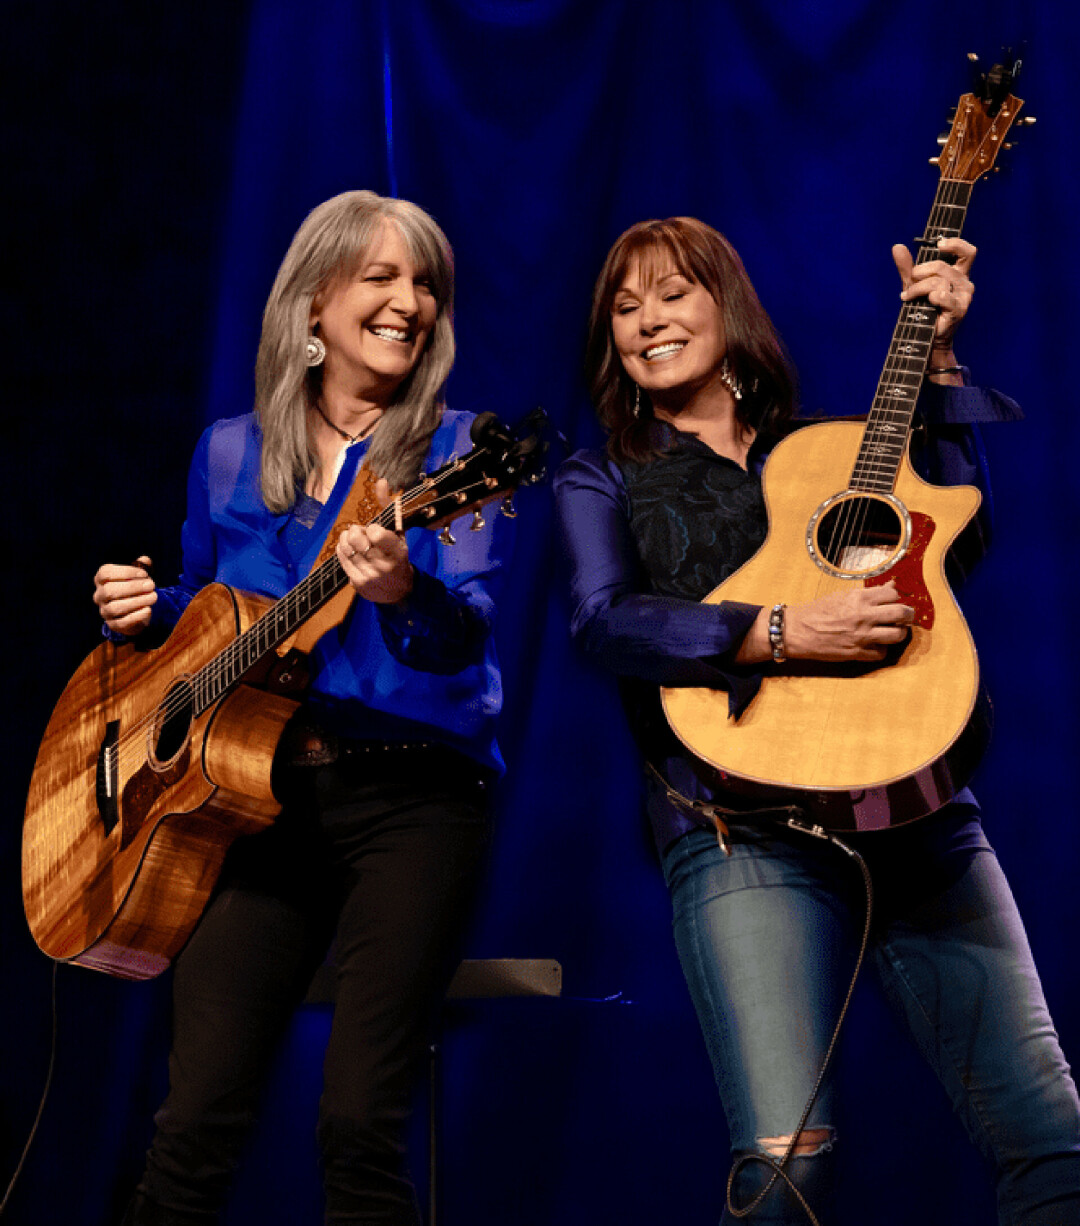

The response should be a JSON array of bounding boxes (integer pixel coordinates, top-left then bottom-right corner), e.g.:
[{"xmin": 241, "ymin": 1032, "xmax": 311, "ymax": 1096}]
[{"xmin": 122, "ymin": 745, "xmax": 492, "ymax": 1226}]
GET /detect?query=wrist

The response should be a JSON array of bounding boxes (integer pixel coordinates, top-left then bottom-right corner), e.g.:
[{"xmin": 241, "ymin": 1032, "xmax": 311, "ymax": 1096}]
[{"xmin": 767, "ymin": 603, "xmax": 786, "ymax": 663}]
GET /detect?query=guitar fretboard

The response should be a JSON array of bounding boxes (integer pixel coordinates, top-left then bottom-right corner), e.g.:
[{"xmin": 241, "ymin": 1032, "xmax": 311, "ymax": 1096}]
[
  {"xmin": 849, "ymin": 179, "xmax": 973, "ymax": 493},
  {"xmin": 190, "ymin": 554, "xmax": 349, "ymax": 716}
]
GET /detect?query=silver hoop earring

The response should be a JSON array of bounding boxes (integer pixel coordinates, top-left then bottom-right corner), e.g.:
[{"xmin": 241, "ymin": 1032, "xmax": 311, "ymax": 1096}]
[
  {"xmin": 306, "ymin": 335, "xmax": 326, "ymax": 367},
  {"xmin": 632, "ymin": 383, "xmax": 642, "ymax": 419},
  {"xmin": 720, "ymin": 357, "xmax": 744, "ymax": 402}
]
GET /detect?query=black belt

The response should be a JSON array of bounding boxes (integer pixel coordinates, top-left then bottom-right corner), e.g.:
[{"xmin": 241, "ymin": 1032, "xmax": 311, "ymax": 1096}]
[{"xmin": 279, "ymin": 721, "xmax": 435, "ymax": 768}]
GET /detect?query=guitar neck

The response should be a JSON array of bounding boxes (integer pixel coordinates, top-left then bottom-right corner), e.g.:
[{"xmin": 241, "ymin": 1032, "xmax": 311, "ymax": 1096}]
[
  {"xmin": 849, "ymin": 178, "xmax": 973, "ymax": 494},
  {"xmin": 190, "ymin": 553, "xmax": 350, "ymax": 715}
]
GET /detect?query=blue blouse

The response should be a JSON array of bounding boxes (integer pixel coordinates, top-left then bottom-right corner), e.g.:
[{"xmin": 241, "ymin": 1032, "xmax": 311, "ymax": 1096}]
[
  {"xmin": 145, "ymin": 409, "xmax": 512, "ymax": 773},
  {"xmin": 554, "ymin": 380, "xmax": 1022, "ymax": 850}
]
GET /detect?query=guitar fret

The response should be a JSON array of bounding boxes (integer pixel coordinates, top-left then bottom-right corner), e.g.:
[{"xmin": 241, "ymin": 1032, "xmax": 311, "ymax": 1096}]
[{"xmin": 847, "ymin": 177, "xmax": 973, "ymax": 492}]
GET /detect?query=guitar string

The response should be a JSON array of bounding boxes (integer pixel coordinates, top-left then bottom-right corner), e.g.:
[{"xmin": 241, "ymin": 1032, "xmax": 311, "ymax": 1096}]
[
  {"xmin": 828, "ymin": 175, "xmax": 962, "ymax": 565},
  {"xmin": 104, "ymin": 459, "xmax": 513, "ymax": 782},
  {"xmin": 818, "ymin": 174, "xmax": 971, "ymax": 607}
]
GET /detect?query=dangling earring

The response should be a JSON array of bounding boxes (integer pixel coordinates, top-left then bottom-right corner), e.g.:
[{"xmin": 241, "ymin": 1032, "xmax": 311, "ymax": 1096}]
[
  {"xmin": 306, "ymin": 334, "xmax": 326, "ymax": 367},
  {"xmin": 632, "ymin": 383, "xmax": 642, "ymax": 419},
  {"xmin": 719, "ymin": 357, "xmax": 743, "ymax": 401}
]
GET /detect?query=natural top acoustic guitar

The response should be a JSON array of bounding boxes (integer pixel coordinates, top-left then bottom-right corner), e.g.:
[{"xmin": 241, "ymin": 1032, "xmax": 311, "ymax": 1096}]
[{"xmin": 661, "ymin": 59, "xmax": 1027, "ymax": 833}]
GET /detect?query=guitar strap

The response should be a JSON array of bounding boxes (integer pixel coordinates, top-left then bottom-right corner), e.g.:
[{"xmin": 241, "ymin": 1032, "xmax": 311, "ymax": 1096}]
[
  {"xmin": 309, "ymin": 461, "xmax": 395, "ymax": 571},
  {"xmin": 644, "ymin": 762, "xmax": 805, "ymax": 856}
]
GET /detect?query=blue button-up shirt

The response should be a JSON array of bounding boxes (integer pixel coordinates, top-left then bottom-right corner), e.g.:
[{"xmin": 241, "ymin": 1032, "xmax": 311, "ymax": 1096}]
[{"xmin": 145, "ymin": 409, "xmax": 512, "ymax": 773}]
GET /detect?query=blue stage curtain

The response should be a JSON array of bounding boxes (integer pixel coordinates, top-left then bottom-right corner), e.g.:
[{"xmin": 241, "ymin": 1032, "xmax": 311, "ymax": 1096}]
[{"xmin": 4, "ymin": 2, "xmax": 1077, "ymax": 1223}]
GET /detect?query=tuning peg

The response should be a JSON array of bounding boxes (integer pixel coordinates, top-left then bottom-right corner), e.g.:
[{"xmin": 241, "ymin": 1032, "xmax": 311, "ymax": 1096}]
[
  {"xmin": 500, "ymin": 494, "xmax": 517, "ymax": 519},
  {"xmin": 937, "ymin": 133, "xmax": 950, "ymax": 146},
  {"xmin": 469, "ymin": 509, "xmax": 486, "ymax": 532},
  {"xmin": 1021, "ymin": 115, "xmax": 1037, "ymax": 126},
  {"xmin": 928, "ymin": 156, "xmax": 941, "ymax": 166},
  {"xmin": 438, "ymin": 526, "xmax": 456, "ymax": 546}
]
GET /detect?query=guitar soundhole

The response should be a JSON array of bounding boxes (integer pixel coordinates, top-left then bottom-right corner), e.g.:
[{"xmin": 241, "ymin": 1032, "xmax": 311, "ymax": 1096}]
[
  {"xmin": 811, "ymin": 495, "xmax": 907, "ymax": 578},
  {"xmin": 151, "ymin": 679, "xmax": 195, "ymax": 767}
]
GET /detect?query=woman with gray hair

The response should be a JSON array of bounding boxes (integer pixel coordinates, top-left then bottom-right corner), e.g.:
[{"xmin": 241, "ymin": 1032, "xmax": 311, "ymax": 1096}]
[{"xmin": 93, "ymin": 190, "xmax": 511, "ymax": 1225}]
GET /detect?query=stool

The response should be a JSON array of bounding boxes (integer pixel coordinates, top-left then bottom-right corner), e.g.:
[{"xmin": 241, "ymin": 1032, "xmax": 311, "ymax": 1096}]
[{"xmin": 428, "ymin": 959, "xmax": 562, "ymax": 1225}]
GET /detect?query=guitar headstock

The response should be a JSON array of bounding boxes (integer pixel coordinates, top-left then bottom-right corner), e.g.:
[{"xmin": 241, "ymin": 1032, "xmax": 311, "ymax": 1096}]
[
  {"xmin": 396, "ymin": 409, "xmax": 551, "ymax": 536},
  {"xmin": 932, "ymin": 53, "xmax": 1028, "ymax": 183}
]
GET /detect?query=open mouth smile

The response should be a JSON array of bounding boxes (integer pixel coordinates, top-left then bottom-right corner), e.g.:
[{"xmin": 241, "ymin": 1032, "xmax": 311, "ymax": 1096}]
[
  {"xmin": 370, "ymin": 326, "xmax": 412, "ymax": 343},
  {"xmin": 642, "ymin": 341, "xmax": 686, "ymax": 362}
]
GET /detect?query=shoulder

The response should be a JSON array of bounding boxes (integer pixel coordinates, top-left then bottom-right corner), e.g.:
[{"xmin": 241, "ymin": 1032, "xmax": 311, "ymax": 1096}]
[
  {"xmin": 424, "ymin": 407, "xmax": 479, "ymax": 468},
  {"xmin": 196, "ymin": 413, "xmax": 262, "ymax": 490},
  {"xmin": 554, "ymin": 447, "xmax": 627, "ymax": 502}
]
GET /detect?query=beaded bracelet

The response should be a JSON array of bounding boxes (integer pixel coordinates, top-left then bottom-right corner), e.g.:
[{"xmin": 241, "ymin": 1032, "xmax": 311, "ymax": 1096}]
[{"xmin": 768, "ymin": 603, "xmax": 786, "ymax": 664}]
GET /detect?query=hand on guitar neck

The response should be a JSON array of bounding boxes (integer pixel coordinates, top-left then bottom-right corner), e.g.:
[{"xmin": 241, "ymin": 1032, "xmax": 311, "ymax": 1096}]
[
  {"xmin": 736, "ymin": 580, "xmax": 914, "ymax": 665},
  {"xmin": 893, "ymin": 235, "xmax": 977, "ymax": 387},
  {"xmin": 93, "ymin": 555, "xmax": 157, "ymax": 637},
  {"xmin": 335, "ymin": 476, "xmax": 416, "ymax": 606}
]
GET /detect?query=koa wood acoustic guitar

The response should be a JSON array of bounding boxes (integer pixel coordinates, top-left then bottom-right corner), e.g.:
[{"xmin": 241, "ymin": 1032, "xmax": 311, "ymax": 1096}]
[
  {"xmin": 661, "ymin": 60, "xmax": 1027, "ymax": 832},
  {"xmin": 23, "ymin": 411, "xmax": 547, "ymax": 980}
]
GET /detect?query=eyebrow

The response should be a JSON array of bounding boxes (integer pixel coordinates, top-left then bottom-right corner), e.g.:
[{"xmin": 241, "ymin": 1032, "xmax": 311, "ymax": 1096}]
[{"xmin": 614, "ymin": 270, "xmax": 690, "ymax": 299}]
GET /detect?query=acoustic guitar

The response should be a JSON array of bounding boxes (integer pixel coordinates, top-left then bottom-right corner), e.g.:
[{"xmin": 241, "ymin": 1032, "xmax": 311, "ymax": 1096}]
[
  {"xmin": 22, "ymin": 411, "xmax": 547, "ymax": 979},
  {"xmin": 661, "ymin": 60, "xmax": 1027, "ymax": 832}
]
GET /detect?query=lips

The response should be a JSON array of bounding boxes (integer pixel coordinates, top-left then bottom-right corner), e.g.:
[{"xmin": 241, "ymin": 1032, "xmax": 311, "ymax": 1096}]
[
  {"xmin": 642, "ymin": 340, "xmax": 686, "ymax": 361},
  {"xmin": 370, "ymin": 325, "xmax": 412, "ymax": 343}
]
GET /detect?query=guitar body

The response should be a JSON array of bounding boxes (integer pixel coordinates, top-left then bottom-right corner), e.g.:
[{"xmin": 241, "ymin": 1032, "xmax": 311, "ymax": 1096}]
[
  {"xmin": 661, "ymin": 421, "xmax": 990, "ymax": 831},
  {"xmin": 22, "ymin": 583, "xmax": 300, "ymax": 979}
]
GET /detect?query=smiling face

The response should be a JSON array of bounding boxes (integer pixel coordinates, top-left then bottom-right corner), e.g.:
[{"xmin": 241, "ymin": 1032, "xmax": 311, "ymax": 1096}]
[
  {"xmin": 311, "ymin": 221, "xmax": 438, "ymax": 404},
  {"xmin": 610, "ymin": 253, "xmax": 728, "ymax": 409}
]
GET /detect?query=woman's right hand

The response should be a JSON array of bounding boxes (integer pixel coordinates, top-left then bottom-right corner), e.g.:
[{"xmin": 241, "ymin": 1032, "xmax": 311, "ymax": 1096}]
[
  {"xmin": 785, "ymin": 580, "xmax": 914, "ymax": 661},
  {"xmin": 738, "ymin": 580, "xmax": 914, "ymax": 664},
  {"xmin": 93, "ymin": 555, "xmax": 157, "ymax": 637}
]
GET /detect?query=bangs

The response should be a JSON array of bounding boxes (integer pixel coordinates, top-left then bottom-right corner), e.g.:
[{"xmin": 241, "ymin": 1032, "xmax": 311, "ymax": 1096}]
[{"xmin": 606, "ymin": 221, "xmax": 716, "ymax": 307}]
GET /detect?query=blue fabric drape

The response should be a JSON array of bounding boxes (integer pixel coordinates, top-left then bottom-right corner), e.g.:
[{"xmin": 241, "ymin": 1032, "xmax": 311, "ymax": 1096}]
[{"xmin": 4, "ymin": 3, "xmax": 1078, "ymax": 1223}]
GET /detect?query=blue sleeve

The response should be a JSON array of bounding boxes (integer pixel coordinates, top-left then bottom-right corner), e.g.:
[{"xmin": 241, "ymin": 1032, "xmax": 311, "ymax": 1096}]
[
  {"xmin": 375, "ymin": 565, "xmax": 495, "ymax": 674},
  {"xmin": 912, "ymin": 375, "xmax": 1020, "ymax": 581},
  {"xmin": 368, "ymin": 412, "xmax": 513, "ymax": 675},
  {"xmin": 553, "ymin": 449, "xmax": 762, "ymax": 716}
]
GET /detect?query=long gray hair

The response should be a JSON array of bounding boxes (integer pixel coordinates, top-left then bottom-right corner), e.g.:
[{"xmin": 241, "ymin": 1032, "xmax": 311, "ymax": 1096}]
[{"xmin": 255, "ymin": 190, "xmax": 455, "ymax": 512}]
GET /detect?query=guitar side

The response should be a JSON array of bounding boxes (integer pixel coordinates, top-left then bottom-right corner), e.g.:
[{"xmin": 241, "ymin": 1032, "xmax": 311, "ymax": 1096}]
[
  {"xmin": 661, "ymin": 421, "xmax": 987, "ymax": 829},
  {"xmin": 21, "ymin": 584, "xmax": 298, "ymax": 979}
]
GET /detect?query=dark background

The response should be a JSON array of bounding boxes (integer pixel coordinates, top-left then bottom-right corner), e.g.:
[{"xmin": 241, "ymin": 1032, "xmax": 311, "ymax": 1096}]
[{"xmin": 3, "ymin": 2, "xmax": 1078, "ymax": 1223}]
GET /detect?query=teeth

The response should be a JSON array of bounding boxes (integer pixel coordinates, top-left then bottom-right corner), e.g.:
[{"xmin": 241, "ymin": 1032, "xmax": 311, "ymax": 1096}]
[
  {"xmin": 644, "ymin": 341, "xmax": 685, "ymax": 360},
  {"xmin": 372, "ymin": 327, "xmax": 409, "ymax": 342}
]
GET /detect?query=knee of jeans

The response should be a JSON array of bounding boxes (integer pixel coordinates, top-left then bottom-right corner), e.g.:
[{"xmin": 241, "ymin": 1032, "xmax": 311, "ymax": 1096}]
[
  {"xmin": 757, "ymin": 1125, "xmax": 836, "ymax": 1159},
  {"xmin": 730, "ymin": 1127, "xmax": 837, "ymax": 1215}
]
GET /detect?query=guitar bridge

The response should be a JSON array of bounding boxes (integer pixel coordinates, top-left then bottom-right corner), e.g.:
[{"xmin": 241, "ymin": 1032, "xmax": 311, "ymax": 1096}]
[{"xmin": 96, "ymin": 719, "xmax": 120, "ymax": 836}]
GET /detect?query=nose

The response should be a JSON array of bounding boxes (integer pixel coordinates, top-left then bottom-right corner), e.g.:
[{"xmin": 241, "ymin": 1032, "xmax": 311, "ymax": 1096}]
[
  {"xmin": 390, "ymin": 277, "xmax": 418, "ymax": 318},
  {"xmin": 638, "ymin": 294, "xmax": 665, "ymax": 335}
]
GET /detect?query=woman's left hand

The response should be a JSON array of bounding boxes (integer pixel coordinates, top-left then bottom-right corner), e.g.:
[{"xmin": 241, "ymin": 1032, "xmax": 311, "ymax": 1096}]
[
  {"xmin": 336, "ymin": 479, "xmax": 415, "ymax": 605},
  {"xmin": 892, "ymin": 236, "xmax": 976, "ymax": 352}
]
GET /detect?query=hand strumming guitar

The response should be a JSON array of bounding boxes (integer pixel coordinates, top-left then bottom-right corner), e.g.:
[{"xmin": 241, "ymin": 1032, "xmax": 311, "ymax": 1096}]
[{"xmin": 93, "ymin": 555, "xmax": 157, "ymax": 636}]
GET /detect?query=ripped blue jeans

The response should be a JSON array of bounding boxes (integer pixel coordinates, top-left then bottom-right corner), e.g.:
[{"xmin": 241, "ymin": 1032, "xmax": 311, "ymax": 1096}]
[{"xmin": 662, "ymin": 808, "xmax": 1080, "ymax": 1225}]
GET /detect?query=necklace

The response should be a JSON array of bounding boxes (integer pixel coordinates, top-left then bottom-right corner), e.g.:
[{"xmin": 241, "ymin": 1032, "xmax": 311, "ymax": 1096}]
[{"xmin": 314, "ymin": 401, "xmax": 380, "ymax": 444}]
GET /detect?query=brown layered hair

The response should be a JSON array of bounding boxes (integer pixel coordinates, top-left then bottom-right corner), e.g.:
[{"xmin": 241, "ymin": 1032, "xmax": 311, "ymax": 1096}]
[{"xmin": 585, "ymin": 216, "xmax": 797, "ymax": 463}]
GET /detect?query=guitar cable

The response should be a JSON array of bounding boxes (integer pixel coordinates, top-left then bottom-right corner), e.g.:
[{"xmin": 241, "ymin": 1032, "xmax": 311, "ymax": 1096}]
[
  {"xmin": 724, "ymin": 819, "xmax": 874, "ymax": 1226},
  {"xmin": 0, "ymin": 960, "xmax": 59, "ymax": 1218}
]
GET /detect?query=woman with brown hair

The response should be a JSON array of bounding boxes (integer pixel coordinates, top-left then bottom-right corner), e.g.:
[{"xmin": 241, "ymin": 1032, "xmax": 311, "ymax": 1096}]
[{"xmin": 555, "ymin": 215, "xmax": 1080, "ymax": 1223}]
